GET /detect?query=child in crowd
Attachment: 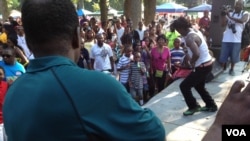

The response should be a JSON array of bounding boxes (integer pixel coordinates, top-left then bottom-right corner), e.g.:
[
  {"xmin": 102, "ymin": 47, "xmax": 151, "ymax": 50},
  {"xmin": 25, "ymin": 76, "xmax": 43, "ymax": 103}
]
[
  {"xmin": 170, "ymin": 37, "xmax": 185, "ymax": 74},
  {"xmin": 140, "ymin": 39, "xmax": 151, "ymax": 102},
  {"xmin": 116, "ymin": 45, "xmax": 133, "ymax": 92},
  {"xmin": 128, "ymin": 52, "xmax": 146, "ymax": 106},
  {"xmin": 77, "ymin": 42, "xmax": 91, "ymax": 69}
]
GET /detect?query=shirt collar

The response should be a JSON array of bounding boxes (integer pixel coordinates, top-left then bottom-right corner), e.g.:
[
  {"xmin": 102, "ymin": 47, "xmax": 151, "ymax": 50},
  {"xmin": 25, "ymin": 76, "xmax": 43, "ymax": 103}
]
[{"xmin": 26, "ymin": 56, "xmax": 76, "ymax": 73}]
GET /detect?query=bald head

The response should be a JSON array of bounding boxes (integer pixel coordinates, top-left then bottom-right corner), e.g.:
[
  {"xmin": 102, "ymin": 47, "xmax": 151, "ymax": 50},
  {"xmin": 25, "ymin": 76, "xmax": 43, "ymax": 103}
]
[{"xmin": 235, "ymin": 0, "xmax": 244, "ymax": 12}]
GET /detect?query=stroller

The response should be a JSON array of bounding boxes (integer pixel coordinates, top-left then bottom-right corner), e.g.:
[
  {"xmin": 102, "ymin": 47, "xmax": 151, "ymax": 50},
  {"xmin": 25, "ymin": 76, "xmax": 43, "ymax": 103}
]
[{"xmin": 241, "ymin": 47, "xmax": 250, "ymax": 78}]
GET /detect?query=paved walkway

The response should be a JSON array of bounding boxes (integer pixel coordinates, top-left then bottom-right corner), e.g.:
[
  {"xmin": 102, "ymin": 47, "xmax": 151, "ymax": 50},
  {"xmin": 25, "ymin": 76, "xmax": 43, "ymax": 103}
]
[{"xmin": 143, "ymin": 61, "xmax": 250, "ymax": 141}]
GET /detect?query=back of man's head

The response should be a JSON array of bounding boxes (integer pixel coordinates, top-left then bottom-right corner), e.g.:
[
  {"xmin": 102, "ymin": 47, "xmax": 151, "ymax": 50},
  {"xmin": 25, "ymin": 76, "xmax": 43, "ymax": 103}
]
[
  {"xmin": 172, "ymin": 17, "xmax": 192, "ymax": 31},
  {"xmin": 21, "ymin": 0, "xmax": 79, "ymax": 52}
]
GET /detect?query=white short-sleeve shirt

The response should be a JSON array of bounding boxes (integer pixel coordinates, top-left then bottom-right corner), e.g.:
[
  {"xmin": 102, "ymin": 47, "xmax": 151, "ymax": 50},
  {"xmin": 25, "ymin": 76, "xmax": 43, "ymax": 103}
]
[{"xmin": 90, "ymin": 43, "xmax": 113, "ymax": 71}]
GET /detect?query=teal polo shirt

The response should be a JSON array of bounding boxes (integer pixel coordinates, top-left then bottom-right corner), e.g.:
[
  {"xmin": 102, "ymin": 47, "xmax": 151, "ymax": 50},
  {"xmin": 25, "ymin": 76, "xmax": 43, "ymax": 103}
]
[{"xmin": 3, "ymin": 56, "xmax": 165, "ymax": 141}]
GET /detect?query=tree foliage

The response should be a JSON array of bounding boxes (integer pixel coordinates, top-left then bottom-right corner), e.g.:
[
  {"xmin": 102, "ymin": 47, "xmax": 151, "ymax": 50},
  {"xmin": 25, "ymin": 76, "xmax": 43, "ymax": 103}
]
[{"xmin": 81, "ymin": 0, "xmax": 124, "ymax": 12}]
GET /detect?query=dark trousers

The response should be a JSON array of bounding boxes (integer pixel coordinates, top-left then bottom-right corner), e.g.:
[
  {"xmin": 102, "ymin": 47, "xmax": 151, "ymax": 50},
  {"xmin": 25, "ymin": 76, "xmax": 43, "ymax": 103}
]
[
  {"xmin": 180, "ymin": 65, "xmax": 216, "ymax": 109},
  {"xmin": 147, "ymin": 73, "xmax": 155, "ymax": 97},
  {"xmin": 122, "ymin": 82, "xmax": 130, "ymax": 93}
]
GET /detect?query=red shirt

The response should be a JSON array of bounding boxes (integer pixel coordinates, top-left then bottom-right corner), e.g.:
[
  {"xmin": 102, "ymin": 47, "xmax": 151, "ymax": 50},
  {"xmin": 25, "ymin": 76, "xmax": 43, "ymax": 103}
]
[
  {"xmin": 199, "ymin": 17, "xmax": 210, "ymax": 31},
  {"xmin": 0, "ymin": 81, "xmax": 8, "ymax": 124}
]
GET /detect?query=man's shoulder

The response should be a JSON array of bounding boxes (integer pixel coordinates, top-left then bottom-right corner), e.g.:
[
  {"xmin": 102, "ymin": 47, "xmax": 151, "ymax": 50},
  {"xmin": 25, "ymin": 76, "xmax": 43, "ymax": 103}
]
[
  {"xmin": 243, "ymin": 11, "xmax": 250, "ymax": 20},
  {"xmin": 117, "ymin": 27, "xmax": 124, "ymax": 31},
  {"xmin": 104, "ymin": 43, "xmax": 111, "ymax": 47},
  {"xmin": 91, "ymin": 44, "xmax": 99, "ymax": 49},
  {"xmin": 119, "ymin": 55, "xmax": 128, "ymax": 60},
  {"xmin": 15, "ymin": 61, "xmax": 24, "ymax": 66},
  {"xmin": 185, "ymin": 32, "xmax": 199, "ymax": 43},
  {"xmin": 0, "ymin": 61, "xmax": 4, "ymax": 65},
  {"xmin": 200, "ymin": 17, "xmax": 205, "ymax": 20},
  {"xmin": 170, "ymin": 48, "xmax": 181, "ymax": 52},
  {"xmin": 243, "ymin": 10, "xmax": 249, "ymax": 14}
]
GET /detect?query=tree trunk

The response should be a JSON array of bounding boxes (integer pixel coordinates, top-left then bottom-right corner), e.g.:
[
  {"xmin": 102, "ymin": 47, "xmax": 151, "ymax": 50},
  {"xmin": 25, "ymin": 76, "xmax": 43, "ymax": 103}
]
[
  {"xmin": 0, "ymin": 0, "xmax": 9, "ymax": 21},
  {"xmin": 124, "ymin": 0, "xmax": 132, "ymax": 19},
  {"xmin": 99, "ymin": 0, "xmax": 108, "ymax": 32},
  {"xmin": 130, "ymin": 0, "xmax": 141, "ymax": 29},
  {"xmin": 144, "ymin": 0, "xmax": 156, "ymax": 26}
]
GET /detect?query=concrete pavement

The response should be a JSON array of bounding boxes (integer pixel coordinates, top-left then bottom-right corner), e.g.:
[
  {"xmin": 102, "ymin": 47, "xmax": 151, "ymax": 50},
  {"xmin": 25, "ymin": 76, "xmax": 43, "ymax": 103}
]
[{"xmin": 143, "ymin": 61, "xmax": 250, "ymax": 141}]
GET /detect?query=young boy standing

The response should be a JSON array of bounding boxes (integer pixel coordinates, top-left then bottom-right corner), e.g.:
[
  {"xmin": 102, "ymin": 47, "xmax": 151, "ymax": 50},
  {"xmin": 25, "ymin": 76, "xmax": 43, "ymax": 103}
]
[
  {"xmin": 116, "ymin": 45, "xmax": 133, "ymax": 92},
  {"xmin": 128, "ymin": 52, "xmax": 146, "ymax": 106}
]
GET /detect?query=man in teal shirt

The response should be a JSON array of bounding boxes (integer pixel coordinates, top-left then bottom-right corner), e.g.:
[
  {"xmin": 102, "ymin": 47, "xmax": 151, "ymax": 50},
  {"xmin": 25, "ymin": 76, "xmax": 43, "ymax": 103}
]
[{"xmin": 3, "ymin": 0, "xmax": 165, "ymax": 141}]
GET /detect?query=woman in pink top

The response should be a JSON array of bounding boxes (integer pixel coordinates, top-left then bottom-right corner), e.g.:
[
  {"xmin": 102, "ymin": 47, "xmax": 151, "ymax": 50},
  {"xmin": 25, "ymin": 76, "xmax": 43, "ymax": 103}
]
[{"xmin": 150, "ymin": 34, "xmax": 171, "ymax": 93}]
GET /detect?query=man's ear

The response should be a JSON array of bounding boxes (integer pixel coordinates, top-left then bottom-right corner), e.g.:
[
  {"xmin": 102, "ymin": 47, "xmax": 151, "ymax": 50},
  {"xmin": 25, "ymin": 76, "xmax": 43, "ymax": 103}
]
[{"xmin": 72, "ymin": 27, "xmax": 80, "ymax": 49}]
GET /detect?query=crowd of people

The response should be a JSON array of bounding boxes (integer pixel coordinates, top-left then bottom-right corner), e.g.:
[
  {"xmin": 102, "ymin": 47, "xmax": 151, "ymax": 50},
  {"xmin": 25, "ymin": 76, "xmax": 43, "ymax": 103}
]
[
  {"xmin": 0, "ymin": 0, "xmax": 249, "ymax": 140},
  {"xmin": 69, "ymin": 7, "xmax": 216, "ymax": 106},
  {"xmin": 0, "ymin": 0, "xmax": 245, "ymax": 115}
]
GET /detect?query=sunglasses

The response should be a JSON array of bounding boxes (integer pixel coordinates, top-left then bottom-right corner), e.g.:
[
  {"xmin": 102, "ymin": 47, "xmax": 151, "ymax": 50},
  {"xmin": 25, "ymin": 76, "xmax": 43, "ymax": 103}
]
[{"xmin": 2, "ymin": 54, "xmax": 12, "ymax": 58}]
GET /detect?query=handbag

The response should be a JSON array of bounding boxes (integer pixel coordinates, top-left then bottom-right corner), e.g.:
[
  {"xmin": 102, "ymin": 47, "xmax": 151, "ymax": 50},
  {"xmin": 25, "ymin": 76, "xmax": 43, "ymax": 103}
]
[
  {"xmin": 172, "ymin": 68, "xmax": 192, "ymax": 79},
  {"xmin": 155, "ymin": 70, "xmax": 164, "ymax": 77}
]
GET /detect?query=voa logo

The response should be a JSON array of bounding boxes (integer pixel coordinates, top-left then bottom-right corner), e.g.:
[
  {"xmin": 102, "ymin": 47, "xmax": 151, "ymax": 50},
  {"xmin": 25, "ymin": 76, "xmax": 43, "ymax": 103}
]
[{"xmin": 226, "ymin": 129, "xmax": 247, "ymax": 136}]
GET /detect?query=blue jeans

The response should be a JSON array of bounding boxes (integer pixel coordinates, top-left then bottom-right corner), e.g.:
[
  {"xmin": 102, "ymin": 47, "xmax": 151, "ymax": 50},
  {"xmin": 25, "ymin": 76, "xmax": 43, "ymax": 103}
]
[
  {"xmin": 180, "ymin": 65, "xmax": 216, "ymax": 109},
  {"xmin": 219, "ymin": 42, "xmax": 241, "ymax": 63}
]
